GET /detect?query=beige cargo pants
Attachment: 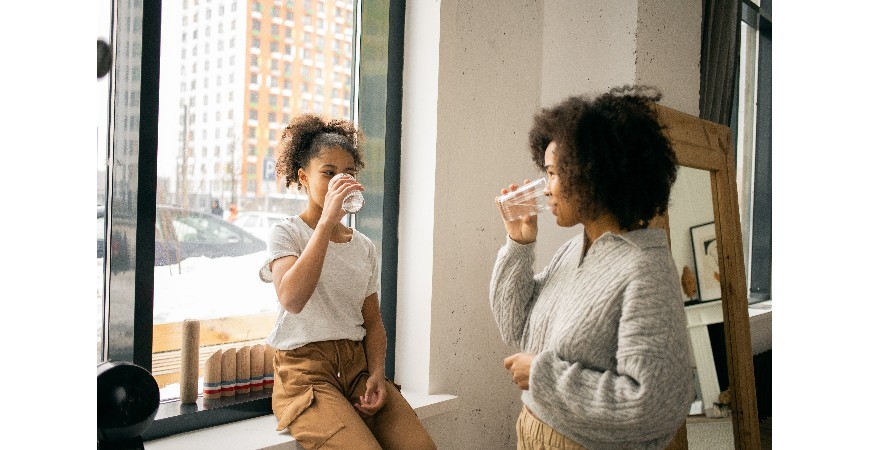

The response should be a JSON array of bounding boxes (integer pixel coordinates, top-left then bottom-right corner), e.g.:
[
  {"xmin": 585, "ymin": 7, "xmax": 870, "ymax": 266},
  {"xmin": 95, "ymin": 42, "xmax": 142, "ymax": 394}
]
[
  {"xmin": 516, "ymin": 406, "xmax": 588, "ymax": 450},
  {"xmin": 273, "ymin": 339, "xmax": 436, "ymax": 450}
]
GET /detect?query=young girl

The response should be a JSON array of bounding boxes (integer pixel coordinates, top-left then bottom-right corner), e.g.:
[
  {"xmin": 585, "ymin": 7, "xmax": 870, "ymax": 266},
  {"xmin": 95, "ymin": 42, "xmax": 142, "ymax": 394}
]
[{"xmin": 260, "ymin": 114, "xmax": 435, "ymax": 450}]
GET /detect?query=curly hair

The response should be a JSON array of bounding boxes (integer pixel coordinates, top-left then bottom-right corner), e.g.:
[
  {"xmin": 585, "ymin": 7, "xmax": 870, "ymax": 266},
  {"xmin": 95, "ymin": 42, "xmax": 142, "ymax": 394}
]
[
  {"xmin": 528, "ymin": 85, "xmax": 678, "ymax": 230},
  {"xmin": 275, "ymin": 114, "xmax": 365, "ymax": 189}
]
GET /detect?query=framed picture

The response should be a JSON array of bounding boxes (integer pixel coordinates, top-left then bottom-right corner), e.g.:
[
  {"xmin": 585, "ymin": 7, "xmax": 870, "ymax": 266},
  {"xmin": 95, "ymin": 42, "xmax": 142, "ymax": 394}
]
[{"xmin": 690, "ymin": 221, "xmax": 721, "ymax": 302}]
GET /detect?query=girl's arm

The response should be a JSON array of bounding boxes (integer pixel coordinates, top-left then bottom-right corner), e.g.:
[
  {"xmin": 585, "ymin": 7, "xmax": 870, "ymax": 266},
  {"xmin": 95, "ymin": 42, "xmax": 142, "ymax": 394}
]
[
  {"xmin": 354, "ymin": 292, "xmax": 387, "ymax": 417},
  {"xmin": 360, "ymin": 292, "xmax": 386, "ymax": 379},
  {"xmin": 269, "ymin": 222, "xmax": 335, "ymax": 314}
]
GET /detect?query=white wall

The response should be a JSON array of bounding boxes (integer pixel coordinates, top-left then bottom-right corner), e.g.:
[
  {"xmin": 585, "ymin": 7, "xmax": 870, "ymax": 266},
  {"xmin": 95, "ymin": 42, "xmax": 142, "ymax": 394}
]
[{"xmin": 398, "ymin": 1, "xmax": 703, "ymax": 449}]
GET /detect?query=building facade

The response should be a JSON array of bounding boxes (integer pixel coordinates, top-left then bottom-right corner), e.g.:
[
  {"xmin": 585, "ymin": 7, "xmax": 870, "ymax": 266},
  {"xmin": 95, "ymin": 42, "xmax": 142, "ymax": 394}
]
[{"xmin": 176, "ymin": 0, "xmax": 355, "ymax": 212}]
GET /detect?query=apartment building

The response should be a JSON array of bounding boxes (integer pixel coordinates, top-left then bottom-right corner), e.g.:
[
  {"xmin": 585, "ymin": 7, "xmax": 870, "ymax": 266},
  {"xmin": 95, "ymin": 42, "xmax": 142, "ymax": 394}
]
[{"xmin": 175, "ymin": 0, "xmax": 354, "ymax": 211}]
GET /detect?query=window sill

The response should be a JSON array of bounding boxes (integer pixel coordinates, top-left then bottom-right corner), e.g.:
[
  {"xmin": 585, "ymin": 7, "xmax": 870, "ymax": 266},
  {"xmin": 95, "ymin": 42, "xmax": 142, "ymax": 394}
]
[
  {"xmin": 143, "ymin": 391, "xmax": 458, "ymax": 449},
  {"xmin": 143, "ymin": 390, "xmax": 274, "ymax": 442}
]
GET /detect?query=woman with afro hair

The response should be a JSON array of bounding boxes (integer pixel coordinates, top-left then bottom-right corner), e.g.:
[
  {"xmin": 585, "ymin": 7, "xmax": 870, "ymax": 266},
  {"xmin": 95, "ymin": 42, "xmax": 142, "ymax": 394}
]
[
  {"xmin": 490, "ymin": 86, "xmax": 695, "ymax": 450},
  {"xmin": 259, "ymin": 114, "xmax": 435, "ymax": 449}
]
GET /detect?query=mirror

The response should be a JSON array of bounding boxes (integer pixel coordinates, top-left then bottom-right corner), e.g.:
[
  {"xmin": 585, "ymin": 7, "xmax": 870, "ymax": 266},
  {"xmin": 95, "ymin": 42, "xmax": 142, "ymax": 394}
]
[{"xmin": 653, "ymin": 105, "xmax": 761, "ymax": 449}]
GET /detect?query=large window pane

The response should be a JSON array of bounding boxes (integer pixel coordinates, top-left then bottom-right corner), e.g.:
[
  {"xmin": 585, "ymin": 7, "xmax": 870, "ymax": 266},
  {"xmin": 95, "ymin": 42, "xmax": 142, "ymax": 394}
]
[
  {"xmin": 153, "ymin": 0, "xmax": 359, "ymax": 400},
  {"xmin": 97, "ymin": 0, "xmax": 112, "ymax": 364}
]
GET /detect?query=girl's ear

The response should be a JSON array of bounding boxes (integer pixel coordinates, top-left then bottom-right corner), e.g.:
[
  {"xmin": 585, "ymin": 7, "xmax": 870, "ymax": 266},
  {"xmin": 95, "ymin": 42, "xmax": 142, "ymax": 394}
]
[{"xmin": 297, "ymin": 168, "xmax": 308, "ymax": 189}]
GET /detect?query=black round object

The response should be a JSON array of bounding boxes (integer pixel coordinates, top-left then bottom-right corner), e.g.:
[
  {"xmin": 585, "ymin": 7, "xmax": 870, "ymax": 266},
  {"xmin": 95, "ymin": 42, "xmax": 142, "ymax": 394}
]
[
  {"xmin": 97, "ymin": 39, "xmax": 112, "ymax": 79},
  {"xmin": 97, "ymin": 361, "xmax": 160, "ymax": 442}
]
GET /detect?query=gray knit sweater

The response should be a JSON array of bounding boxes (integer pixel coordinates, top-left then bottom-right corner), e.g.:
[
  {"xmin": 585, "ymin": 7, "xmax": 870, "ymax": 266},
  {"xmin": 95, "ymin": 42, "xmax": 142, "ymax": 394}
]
[{"xmin": 490, "ymin": 227, "xmax": 695, "ymax": 450}]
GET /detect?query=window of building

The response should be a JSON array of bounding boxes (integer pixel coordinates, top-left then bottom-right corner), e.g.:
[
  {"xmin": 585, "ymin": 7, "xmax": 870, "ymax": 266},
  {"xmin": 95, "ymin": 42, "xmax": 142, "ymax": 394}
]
[{"xmin": 99, "ymin": 0, "xmax": 397, "ymax": 439}]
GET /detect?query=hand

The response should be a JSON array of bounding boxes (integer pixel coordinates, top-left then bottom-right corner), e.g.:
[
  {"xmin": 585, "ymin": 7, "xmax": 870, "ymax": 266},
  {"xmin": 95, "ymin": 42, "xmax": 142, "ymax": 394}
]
[
  {"xmin": 320, "ymin": 174, "xmax": 363, "ymax": 227},
  {"xmin": 504, "ymin": 352, "xmax": 536, "ymax": 390},
  {"xmin": 354, "ymin": 373, "xmax": 387, "ymax": 417},
  {"xmin": 497, "ymin": 179, "xmax": 538, "ymax": 244}
]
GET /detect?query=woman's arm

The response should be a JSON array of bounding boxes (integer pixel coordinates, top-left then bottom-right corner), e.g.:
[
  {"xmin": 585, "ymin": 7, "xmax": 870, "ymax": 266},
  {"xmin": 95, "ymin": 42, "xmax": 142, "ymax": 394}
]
[
  {"xmin": 489, "ymin": 237, "xmax": 539, "ymax": 348},
  {"xmin": 489, "ymin": 236, "xmax": 576, "ymax": 348}
]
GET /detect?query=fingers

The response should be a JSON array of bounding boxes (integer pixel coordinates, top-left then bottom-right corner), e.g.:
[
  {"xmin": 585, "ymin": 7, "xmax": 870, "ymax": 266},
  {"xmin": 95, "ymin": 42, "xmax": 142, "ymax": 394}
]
[
  {"xmin": 329, "ymin": 174, "xmax": 364, "ymax": 194},
  {"xmin": 354, "ymin": 402, "xmax": 375, "ymax": 417},
  {"xmin": 355, "ymin": 385, "xmax": 386, "ymax": 417}
]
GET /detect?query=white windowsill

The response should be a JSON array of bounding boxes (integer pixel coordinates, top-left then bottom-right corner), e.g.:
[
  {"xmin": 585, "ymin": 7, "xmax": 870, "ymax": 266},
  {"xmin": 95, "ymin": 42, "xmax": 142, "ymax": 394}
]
[{"xmin": 144, "ymin": 391, "xmax": 459, "ymax": 450}]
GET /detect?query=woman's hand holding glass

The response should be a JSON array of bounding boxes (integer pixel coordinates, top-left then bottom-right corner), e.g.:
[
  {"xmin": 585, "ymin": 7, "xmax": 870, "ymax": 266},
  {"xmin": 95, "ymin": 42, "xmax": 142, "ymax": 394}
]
[{"xmin": 497, "ymin": 179, "xmax": 539, "ymax": 245}]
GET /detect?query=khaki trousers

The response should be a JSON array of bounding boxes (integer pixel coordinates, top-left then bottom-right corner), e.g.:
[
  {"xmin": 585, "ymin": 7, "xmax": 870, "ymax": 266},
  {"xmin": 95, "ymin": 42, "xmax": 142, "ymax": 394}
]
[
  {"xmin": 272, "ymin": 339, "xmax": 436, "ymax": 450},
  {"xmin": 516, "ymin": 406, "xmax": 588, "ymax": 450}
]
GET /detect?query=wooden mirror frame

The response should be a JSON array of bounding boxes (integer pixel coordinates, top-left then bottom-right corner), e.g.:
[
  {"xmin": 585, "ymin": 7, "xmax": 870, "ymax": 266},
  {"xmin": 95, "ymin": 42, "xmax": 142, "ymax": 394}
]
[{"xmin": 654, "ymin": 105, "xmax": 761, "ymax": 449}]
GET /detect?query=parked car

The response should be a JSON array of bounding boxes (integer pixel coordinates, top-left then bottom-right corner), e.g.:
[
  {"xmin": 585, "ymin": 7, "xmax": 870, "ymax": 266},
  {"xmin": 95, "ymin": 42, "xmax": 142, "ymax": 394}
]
[
  {"xmin": 97, "ymin": 205, "xmax": 266, "ymax": 266},
  {"xmin": 233, "ymin": 211, "xmax": 290, "ymax": 241}
]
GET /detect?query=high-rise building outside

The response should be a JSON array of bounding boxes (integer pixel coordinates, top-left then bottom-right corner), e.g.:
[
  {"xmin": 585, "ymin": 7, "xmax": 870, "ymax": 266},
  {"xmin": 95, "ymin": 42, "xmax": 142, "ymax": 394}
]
[{"xmin": 174, "ymin": 0, "xmax": 355, "ymax": 213}]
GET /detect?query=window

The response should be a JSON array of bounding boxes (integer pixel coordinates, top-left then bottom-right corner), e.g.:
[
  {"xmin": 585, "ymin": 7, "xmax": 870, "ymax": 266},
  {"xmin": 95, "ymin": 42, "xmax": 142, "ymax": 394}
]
[
  {"xmin": 733, "ymin": 0, "xmax": 772, "ymax": 301},
  {"xmin": 99, "ymin": 0, "xmax": 398, "ymax": 439}
]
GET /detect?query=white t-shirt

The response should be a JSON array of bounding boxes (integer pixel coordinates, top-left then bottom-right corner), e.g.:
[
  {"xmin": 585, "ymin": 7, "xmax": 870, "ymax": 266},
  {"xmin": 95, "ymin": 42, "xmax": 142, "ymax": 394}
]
[{"xmin": 259, "ymin": 215, "xmax": 380, "ymax": 350}]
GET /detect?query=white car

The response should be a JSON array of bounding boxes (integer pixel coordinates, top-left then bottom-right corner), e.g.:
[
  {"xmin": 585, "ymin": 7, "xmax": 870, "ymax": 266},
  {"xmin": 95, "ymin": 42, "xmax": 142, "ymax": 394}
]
[{"xmin": 233, "ymin": 211, "xmax": 291, "ymax": 241}]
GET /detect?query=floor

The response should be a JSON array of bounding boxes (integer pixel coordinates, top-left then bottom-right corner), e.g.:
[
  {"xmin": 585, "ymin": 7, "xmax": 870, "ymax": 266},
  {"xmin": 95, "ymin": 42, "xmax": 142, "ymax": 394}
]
[{"xmin": 686, "ymin": 416, "xmax": 772, "ymax": 449}]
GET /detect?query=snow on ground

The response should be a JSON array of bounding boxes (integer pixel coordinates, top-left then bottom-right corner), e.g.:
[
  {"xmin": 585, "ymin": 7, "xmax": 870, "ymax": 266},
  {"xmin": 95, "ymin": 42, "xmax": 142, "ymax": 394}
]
[
  {"xmin": 152, "ymin": 251, "xmax": 279, "ymax": 324},
  {"xmin": 97, "ymin": 251, "xmax": 280, "ymax": 329}
]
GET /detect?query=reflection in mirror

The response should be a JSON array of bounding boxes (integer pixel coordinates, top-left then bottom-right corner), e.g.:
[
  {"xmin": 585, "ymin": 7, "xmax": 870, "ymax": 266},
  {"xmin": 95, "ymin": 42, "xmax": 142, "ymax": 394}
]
[
  {"xmin": 667, "ymin": 166, "xmax": 735, "ymax": 445},
  {"xmin": 654, "ymin": 104, "xmax": 760, "ymax": 448},
  {"xmin": 669, "ymin": 167, "xmax": 716, "ymax": 306}
]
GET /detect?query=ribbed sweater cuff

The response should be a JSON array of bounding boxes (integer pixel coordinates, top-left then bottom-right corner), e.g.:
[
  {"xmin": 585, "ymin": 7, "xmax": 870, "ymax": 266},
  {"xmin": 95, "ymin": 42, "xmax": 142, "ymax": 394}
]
[{"xmin": 503, "ymin": 235, "xmax": 536, "ymax": 259}]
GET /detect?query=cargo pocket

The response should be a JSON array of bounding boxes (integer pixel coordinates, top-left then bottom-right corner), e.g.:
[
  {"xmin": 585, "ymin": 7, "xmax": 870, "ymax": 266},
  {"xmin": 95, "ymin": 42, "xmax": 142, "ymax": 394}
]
[
  {"xmin": 276, "ymin": 385, "xmax": 315, "ymax": 430},
  {"xmin": 276, "ymin": 386, "xmax": 345, "ymax": 449}
]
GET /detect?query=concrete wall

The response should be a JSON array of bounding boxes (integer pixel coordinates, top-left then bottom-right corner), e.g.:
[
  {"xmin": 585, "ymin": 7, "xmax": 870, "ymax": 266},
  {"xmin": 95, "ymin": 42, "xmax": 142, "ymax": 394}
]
[{"xmin": 398, "ymin": 1, "xmax": 703, "ymax": 448}]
